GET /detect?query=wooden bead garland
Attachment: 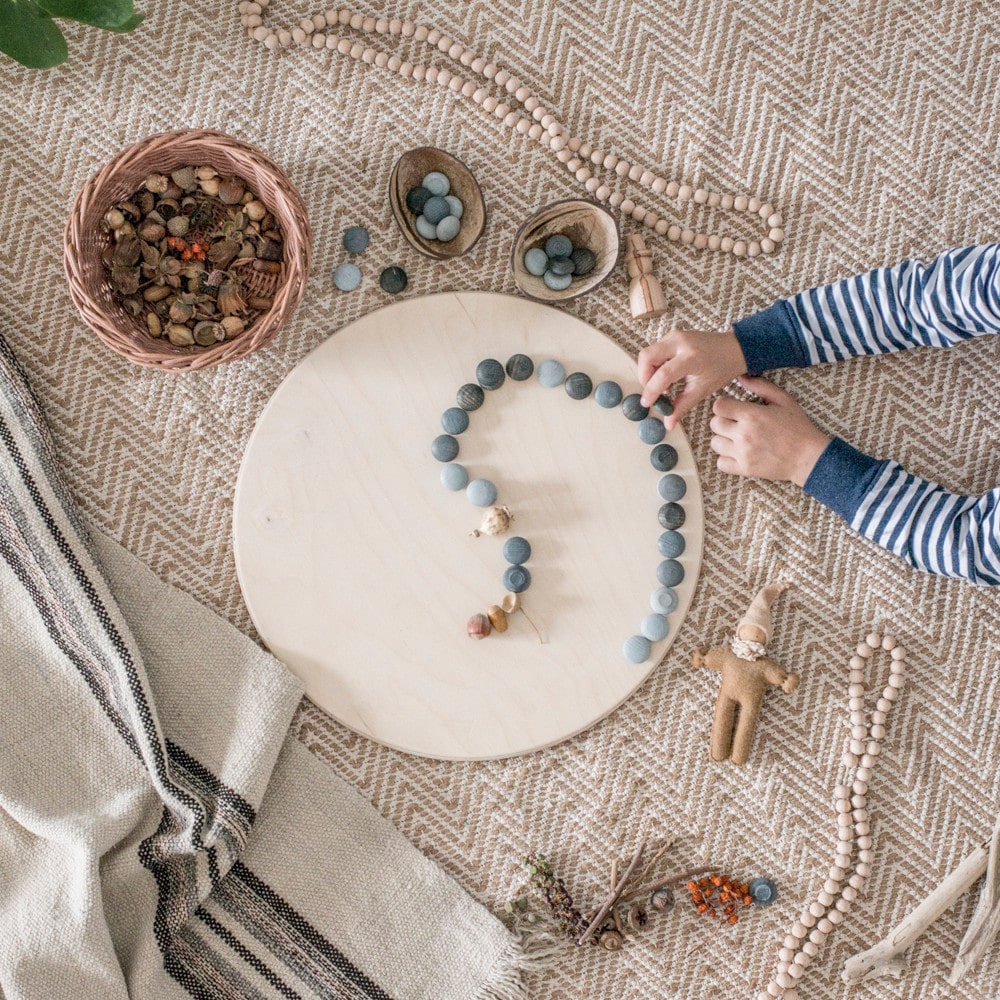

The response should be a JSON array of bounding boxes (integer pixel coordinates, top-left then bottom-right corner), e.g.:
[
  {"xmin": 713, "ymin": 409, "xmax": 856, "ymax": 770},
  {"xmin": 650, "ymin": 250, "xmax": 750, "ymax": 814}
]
[
  {"xmin": 238, "ymin": 2, "xmax": 785, "ymax": 258},
  {"xmin": 756, "ymin": 632, "xmax": 906, "ymax": 1000},
  {"xmin": 432, "ymin": 353, "xmax": 687, "ymax": 661}
]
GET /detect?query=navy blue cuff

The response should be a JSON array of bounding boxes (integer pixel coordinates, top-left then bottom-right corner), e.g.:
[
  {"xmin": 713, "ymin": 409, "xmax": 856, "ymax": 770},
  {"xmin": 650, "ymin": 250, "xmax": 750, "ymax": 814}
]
[
  {"xmin": 732, "ymin": 301, "xmax": 811, "ymax": 374},
  {"xmin": 804, "ymin": 437, "xmax": 888, "ymax": 523}
]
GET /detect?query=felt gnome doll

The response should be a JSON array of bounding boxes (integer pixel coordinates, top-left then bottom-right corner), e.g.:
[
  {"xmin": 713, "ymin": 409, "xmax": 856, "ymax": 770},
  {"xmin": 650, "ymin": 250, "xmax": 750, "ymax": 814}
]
[{"xmin": 692, "ymin": 583, "xmax": 799, "ymax": 765}]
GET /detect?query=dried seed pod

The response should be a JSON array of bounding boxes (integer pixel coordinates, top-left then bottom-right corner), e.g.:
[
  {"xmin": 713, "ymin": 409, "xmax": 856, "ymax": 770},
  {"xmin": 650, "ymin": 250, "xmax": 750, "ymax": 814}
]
[
  {"xmin": 217, "ymin": 281, "xmax": 246, "ymax": 316},
  {"xmin": 207, "ymin": 237, "xmax": 241, "ymax": 268},
  {"xmin": 650, "ymin": 888, "xmax": 674, "ymax": 912},
  {"xmin": 625, "ymin": 903, "xmax": 647, "ymax": 932},
  {"xmin": 157, "ymin": 198, "xmax": 180, "ymax": 220},
  {"xmin": 220, "ymin": 316, "xmax": 246, "ymax": 339},
  {"xmin": 198, "ymin": 176, "xmax": 220, "ymax": 197},
  {"xmin": 170, "ymin": 166, "xmax": 197, "ymax": 191},
  {"xmin": 257, "ymin": 238, "xmax": 283, "ymax": 261},
  {"xmin": 163, "ymin": 181, "xmax": 183, "ymax": 200},
  {"xmin": 118, "ymin": 201, "xmax": 141, "ymax": 221},
  {"xmin": 145, "ymin": 312, "xmax": 163, "ymax": 337},
  {"xmin": 252, "ymin": 258, "xmax": 282, "ymax": 275},
  {"xmin": 110, "ymin": 266, "xmax": 140, "ymax": 294},
  {"xmin": 138, "ymin": 221, "xmax": 166, "ymax": 242},
  {"xmin": 105, "ymin": 208, "xmax": 125, "ymax": 230},
  {"xmin": 501, "ymin": 592, "xmax": 521, "ymax": 614},
  {"xmin": 168, "ymin": 299, "xmax": 194, "ymax": 323},
  {"xmin": 598, "ymin": 930, "xmax": 623, "ymax": 952},
  {"xmin": 247, "ymin": 295, "xmax": 273, "ymax": 311},
  {"xmin": 140, "ymin": 241, "xmax": 162, "ymax": 266},
  {"xmin": 167, "ymin": 323, "xmax": 195, "ymax": 346},
  {"xmin": 142, "ymin": 284, "xmax": 172, "ymax": 302},
  {"xmin": 244, "ymin": 199, "xmax": 267, "ymax": 221},
  {"xmin": 468, "ymin": 613, "xmax": 491, "ymax": 639},
  {"xmin": 195, "ymin": 165, "xmax": 217, "ymax": 180},
  {"xmin": 193, "ymin": 321, "xmax": 223, "ymax": 346},
  {"xmin": 112, "ymin": 235, "xmax": 141, "ymax": 267},
  {"xmin": 121, "ymin": 294, "xmax": 143, "ymax": 316},
  {"xmin": 218, "ymin": 176, "xmax": 246, "ymax": 205},
  {"xmin": 158, "ymin": 256, "xmax": 182, "ymax": 276},
  {"xmin": 135, "ymin": 191, "xmax": 155, "ymax": 215},
  {"xmin": 144, "ymin": 173, "xmax": 169, "ymax": 193},
  {"xmin": 472, "ymin": 504, "xmax": 513, "ymax": 537},
  {"xmin": 487, "ymin": 605, "xmax": 508, "ymax": 633}
]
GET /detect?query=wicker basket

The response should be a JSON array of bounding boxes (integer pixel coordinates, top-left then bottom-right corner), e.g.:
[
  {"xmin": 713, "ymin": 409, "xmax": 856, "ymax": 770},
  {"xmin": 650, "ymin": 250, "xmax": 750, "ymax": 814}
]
[{"xmin": 64, "ymin": 129, "xmax": 311, "ymax": 372}]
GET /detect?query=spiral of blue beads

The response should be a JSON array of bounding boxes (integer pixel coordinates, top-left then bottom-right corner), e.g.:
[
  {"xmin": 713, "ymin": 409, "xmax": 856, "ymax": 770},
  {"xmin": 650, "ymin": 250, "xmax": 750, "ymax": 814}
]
[{"xmin": 432, "ymin": 353, "xmax": 686, "ymax": 661}]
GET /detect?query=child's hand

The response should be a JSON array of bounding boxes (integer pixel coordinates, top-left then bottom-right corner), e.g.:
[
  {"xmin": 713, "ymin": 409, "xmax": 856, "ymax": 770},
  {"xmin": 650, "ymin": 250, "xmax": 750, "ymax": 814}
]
[
  {"xmin": 637, "ymin": 328, "xmax": 747, "ymax": 430},
  {"xmin": 709, "ymin": 376, "xmax": 831, "ymax": 486}
]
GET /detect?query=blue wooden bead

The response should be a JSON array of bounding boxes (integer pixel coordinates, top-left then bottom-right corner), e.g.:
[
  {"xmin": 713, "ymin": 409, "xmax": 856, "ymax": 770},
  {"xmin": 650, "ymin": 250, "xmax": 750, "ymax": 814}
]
[
  {"xmin": 548, "ymin": 255, "xmax": 575, "ymax": 276},
  {"xmin": 432, "ymin": 434, "xmax": 459, "ymax": 462},
  {"xmin": 544, "ymin": 233, "xmax": 573, "ymax": 258},
  {"xmin": 652, "ymin": 394, "xmax": 674, "ymax": 416},
  {"xmin": 657, "ymin": 473, "xmax": 687, "ymax": 502},
  {"xmin": 641, "ymin": 613, "xmax": 670, "ymax": 642},
  {"xmin": 656, "ymin": 559, "xmax": 685, "ymax": 587},
  {"xmin": 543, "ymin": 270, "xmax": 573, "ymax": 291},
  {"xmin": 444, "ymin": 195, "xmax": 464, "ymax": 218},
  {"xmin": 440, "ymin": 463, "xmax": 469, "ymax": 490},
  {"xmin": 650, "ymin": 443, "xmax": 678, "ymax": 471},
  {"xmin": 441, "ymin": 407, "xmax": 469, "ymax": 434},
  {"xmin": 638, "ymin": 417, "xmax": 666, "ymax": 444},
  {"xmin": 405, "ymin": 186, "xmax": 431, "ymax": 213},
  {"xmin": 467, "ymin": 478, "xmax": 498, "ymax": 507},
  {"xmin": 622, "ymin": 634, "xmax": 652, "ymax": 663},
  {"xmin": 658, "ymin": 502, "xmax": 685, "ymax": 530},
  {"xmin": 503, "ymin": 536, "xmax": 531, "ymax": 564},
  {"xmin": 594, "ymin": 381, "xmax": 623, "ymax": 408},
  {"xmin": 333, "ymin": 262, "xmax": 362, "ymax": 291},
  {"xmin": 422, "ymin": 195, "xmax": 451, "ymax": 225},
  {"xmin": 564, "ymin": 372, "xmax": 593, "ymax": 400},
  {"xmin": 657, "ymin": 530, "xmax": 685, "ymax": 558},
  {"xmin": 422, "ymin": 171, "xmax": 450, "ymax": 196},
  {"xmin": 523, "ymin": 248, "xmax": 548, "ymax": 276},
  {"xmin": 570, "ymin": 246, "xmax": 597, "ymax": 275},
  {"xmin": 748, "ymin": 878, "xmax": 778, "ymax": 906},
  {"xmin": 379, "ymin": 266, "xmax": 408, "ymax": 294},
  {"xmin": 342, "ymin": 226, "xmax": 370, "ymax": 253},
  {"xmin": 476, "ymin": 358, "xmax": 505, "ymax": 390},
  {"xmin": 506, "ymin": 353, "xmax": 534, "ymax": 380},
  {"xmin": 436, "ymin": 215, "xmax": 462, "ymax": 242},
  {"xmin": 415, "ymin": 215, "xmax": 438, "ymax": 240},
  {"xmin": 457, "ymin": 383, "xmax": 485, "ymax": 410},
  {"xmin": 622, "ymin": 393, "xmax": 649, "ymax": 421},
  {"xmin": 503, "ymin": 565, "xmax": 531, "ymax": 593},
  {"xmin": 537, "ymin": 359, "xmax": 566, "ymax": 387},
  {"xmin": 650, "ymin": 587, "xmax": 679, "ymax": 614}
]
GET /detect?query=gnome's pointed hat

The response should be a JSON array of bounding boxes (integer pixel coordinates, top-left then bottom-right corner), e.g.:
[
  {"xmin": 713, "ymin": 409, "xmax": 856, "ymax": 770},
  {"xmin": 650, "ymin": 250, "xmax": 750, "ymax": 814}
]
[{"xmin": 736, "ymin": 582, "xmax": 788, "ymax": 644}]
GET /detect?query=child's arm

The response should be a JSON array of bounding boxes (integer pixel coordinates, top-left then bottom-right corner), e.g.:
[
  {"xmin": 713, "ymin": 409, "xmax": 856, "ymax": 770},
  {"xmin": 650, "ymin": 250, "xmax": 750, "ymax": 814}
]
[{"xmin": 734, "ymin": 243, "xmax": 1000, "ymax": 372}]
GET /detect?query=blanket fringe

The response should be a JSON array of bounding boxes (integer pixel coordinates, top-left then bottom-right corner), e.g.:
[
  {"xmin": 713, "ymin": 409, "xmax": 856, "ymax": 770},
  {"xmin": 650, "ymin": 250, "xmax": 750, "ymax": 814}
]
[{"xmin": 474, "ymin": 928, "xmax": 565, "ymax": 1000}]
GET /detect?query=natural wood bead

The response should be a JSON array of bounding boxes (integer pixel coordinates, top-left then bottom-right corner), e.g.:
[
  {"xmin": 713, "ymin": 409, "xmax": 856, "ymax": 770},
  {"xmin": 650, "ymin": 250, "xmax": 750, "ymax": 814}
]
[
  {"xmin": 758, "ymin": 203, "xmax": 774, "ymax": 218},
  {"xmin": 628, "ymin": 164, "xmax": 643, "ymax": 181},
  {"xmin": 299, "ymin": 17, "xmax": 315, "ymax": 31},
  {"xmin": 251, "ymin": 24, "xmax": 269, "ymax": 40},
  {"xmin": 694, "ymin": 233, "xmax": 708, "ymax": 249},
  {"xmin": 609, "ymin": 192, "xmax": 624, "ymax": 207},
  {"xmin": 471, "ymin": 85, "xmax": 487, "ymax": 102},
  {"xmin": 768, "ymin": 212, "xmax": 784, "ymax": 228},
  {"xmin": 778, "ymin": 947, "xmax": 796, "ymax": 963},
  {"xmin": 515, "ymin": 117, "xmax": 531, "ymax": 134},
  {"xmin": 654, "ymin": 219, "xmax": 669, "ymax": 235},
  {"xmin": 817, "ymin": 916, "xmax": 834, "ymax": 934},
  {"xmin": 823, "ymin": 879, "xmax": 840, "ymax": 895},
  {"xmin": 866, "ymin": 741, "xmax": 881, "ymax": 757},
  {"xmin": 264, "ymin": 32, "xmax": 280, "ymax": 49},
  {"xmin": 733, "ymin": 240, "xmax": 747, "ymax": 256},
  {"xmin": 802, "ymin": 940, "xmax": 819, "ymax": 957},
  {"xmin": 748, "ymin": 241, "xmax": 762, "ymax": 257},
  {"xmin": 373, "ymin": 17, "xmax": 388, "ymax": 32},
  {"xmin": 576, "ymin": 167, "xmax": 592, "ymax": 183},
  {"xmin": 850, "ymin": 654, "xmax": 866, "ymax": 670},
  {"xmin": 800, "ymin": 910, "xmax": 817, "ymax": 928},
  {"xmin": 448, "ymin": 42, "xmax": 464, "ymax": 59},
  {"xmin": 585, "ymin": 176, "xmax": 600, "ymax": 193},
  {"xmin": 388, "ymin": 54, "xmax": 402, "ymax": 71},
  {"xmin": 615, "ymin": 160, "xmax": 630, "ymax": 177},
  {"xmin": 278, "ymin": 29, "xmax": 292, "ymax": 45},
  {"xmin": 459, "ymin": 49, "xmax": 474, "ymax": 65},
  {"xmin": 401, "ymin": 19, "xmax": 416, "ymax": 36},
  {"xmin": 857, "ymin": 835, "xmax": 873, "ymax": 851},
  {"xmin": 842, "ymin": 750, "xmax": 859, "ymax": 768},
  {"xmin": 349, "ymin": 12, "xmax": 362, "ymax": 29},
  {"xmin": 855, "ymin": 862, "xmax": 872, "ymax": 877},
  {"xmin": 292, "ymin": 27, "xmax": 307, "ymax": 43},
  {"xmin": 666, "ymin": 180, "xmax": 680, "ymax": 197},
  {"xmin": 426, "ymin": 28, "xmax": 441, "ymax": 43},
  {"xmin": 388, "ymin": 16, "xmax": 402, "ymax": 31},
  {"xmin": 808, "ymin": 928, "xmax": 827, "ymax": 945},
  {"xmin": 482, "ymin": 62, "xmax": 497, "ymax": 78},
  {"xmin": 791, "ymin": 922, "xmax": 808, "ymax": 939},
  {"xmin": 335, "ymin": 36, "xmax": 351, "ymax": 53},
  {"xmin": 528, "ymin": 123, "xmax": 543, "ymax": 139},
  {"xmin": 503, "ymin": 111, "xmax": 520, "ymax": 127},
  {"xmin": 748, "ymin": 196, "xmax": 762, "ymax": 212},
  {"xmin": 766, "ymin": 984, "xmax": 783, "ymax": 998},
  {"xmin": 540, "ymin": 113, "xmax": 556, "ymax": 129},
  {"xmin": 361, "ymin": 15, "xmax": 375, "ymax": 30},
  {"xmin": 681, "ymin": 228, "xmax": 696, "ymax": 245},
  {"xmin": 436, "ymin": 35, "xmax": 452, "ymax": 52},
  {"xmin": 734, "ymin": 195, "xmax": 749, "ymax": 211},
  {"xmin": 882, "ymin": 686, "xmax": 899, "ymax": 703},
  {"xmin": 851, "ymin": 724, "xmax": 867, "ymax": 740},
  {"xmin": 776, "ymin": 972, "xmax": 792, "ymax": 989},
  {"xmin": 620, "ymin": 198, "xmax": 636, "ymax": 214},
  {"xmin": 550, "ymin": 134, "xmax": 567, "ymax": 151},
  {"xmin": 720, "ymin": 236, "xmax": 734, "ymax": 253},
  {"xmin": 412, "ymin": 64, "xmax": 426, "ymax": 80},
  {"xmin": 435, "ymin": 68, "xmax": 451, "ymax": 85},
  {"xmin": 809, "ymin": 901, "xmax": 826, "ymax": 918},
  {"xmin": 639, "ymin": 169, "xmax": 655, "ymax": 186},
  {"xmin": 650, "ymin": 177, "xmax": 666, "ymax": 194},
  {"xmin": 461, "ymin": 79, "xmax": 476, "ymax": 96},
  {"xmin": 667, "ymin": 225, "xmax": 681, "ymax": 241},
  {"xmin": 471, "ymin": 56, "xmax": 485, "ymax": 73},
  {"xmin": 495, "ymin": 68, "xmax": 511, "ymax": 85},
  {"xmin": 596, "ymin": 185, "xmax": 612, "ymax": 201},
  {"xmin": 891, "ymin": 645, "xmax": 906, "ymax": 660},
  {"xmin": 853, "ymin": 779, "xmax": 869, "ymax": 796},
  {"xmin": 555, "ymin": 148, "xmax": 573, "ymax": 163},
  {"xmin": 761, "ymin": 237, "xmax": 776, "ymax": 253},
  {"xmin": 483, "ymin": 95, "xmax": 498, "ymax": 112},
  {"xmin": 424, "ymin": 65, "xmax": 438, "ymax": 82},
  {"xmin": 770, "ymin": 227, "xmax": 786, "ymax": 242},
  {"xmin": 631, "ymin": 204, "xmax": 647, "ymax": 222},
  {"xmin": 720, "ymin": 193, "xmax": 734, "ymax": 209},
  {"xmin": 789, "ymin": 959, "xmax": 807, "ymax": 976},
  {"xmin": 827, "ymin": 908, "xmax": 844, "ymax": 925},
  {"xmin": 566, "ymin": 157, "xmax": 582, "ymax": 171},
  {"xmin": 603, "ymin": 153, "xmax": 619, "ymax": 170},
  {"xmin": 578, "ymin": 142, "xmax": 592, "ymax": 158},
  {"xmin": 694, "ymin": 188, "xmax": 709, "ymax": 204},
  {"xmin": 707, "ymin": 191, "xmax": 721, "ymax": 207},
  {"xmin": 707, "ymin": 234, "xmax": 721, "ymax": 250},
  {"xmin": 676, "ymin": 184, "xmax": 691, "ymax": 200},
  {"xmin": 244, "ymin": 13, "xmax": 262, "ymax": 26},
  {"xmin": 857, "ymin": 847, "xmax": 873, "ymax": 863}
]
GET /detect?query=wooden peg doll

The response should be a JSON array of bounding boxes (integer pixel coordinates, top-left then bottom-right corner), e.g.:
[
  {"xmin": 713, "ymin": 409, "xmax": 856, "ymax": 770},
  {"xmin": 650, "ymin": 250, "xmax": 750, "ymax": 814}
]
[
  {"xmin": 692, "ymin": 583, "xmax": 799, "ymax": 765},
  {"xmin": 625, "ymin": 233, "xmax": 667, "ymax": 319}
]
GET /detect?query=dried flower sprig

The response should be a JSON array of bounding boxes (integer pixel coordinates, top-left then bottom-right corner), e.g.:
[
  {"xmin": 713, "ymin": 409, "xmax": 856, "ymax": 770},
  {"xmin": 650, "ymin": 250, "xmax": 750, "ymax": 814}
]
[{"xmin": 523, "ymin": 853, "xmax": 591, "ymax": 942}]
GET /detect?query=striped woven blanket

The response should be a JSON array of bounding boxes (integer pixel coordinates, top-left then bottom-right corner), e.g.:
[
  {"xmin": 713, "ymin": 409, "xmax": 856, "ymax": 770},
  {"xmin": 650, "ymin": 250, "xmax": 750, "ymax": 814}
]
[{"xmin": 0, "ymin": 334, "xmax": 534, "ymax": 1000}]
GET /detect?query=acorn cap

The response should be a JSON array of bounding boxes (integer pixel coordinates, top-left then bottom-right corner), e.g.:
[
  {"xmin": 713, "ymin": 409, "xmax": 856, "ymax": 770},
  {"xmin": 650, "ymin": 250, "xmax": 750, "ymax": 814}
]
[{"xmin": 736, "ymin": 582, "xmax": 788, "ymax": 644}]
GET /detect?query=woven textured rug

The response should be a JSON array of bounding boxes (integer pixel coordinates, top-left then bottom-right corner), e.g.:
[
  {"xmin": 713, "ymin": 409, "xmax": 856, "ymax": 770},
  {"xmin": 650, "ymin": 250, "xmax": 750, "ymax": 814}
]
[{"xmin": 2, "ymin": 1, "xmax": 999, "ymax": 997}]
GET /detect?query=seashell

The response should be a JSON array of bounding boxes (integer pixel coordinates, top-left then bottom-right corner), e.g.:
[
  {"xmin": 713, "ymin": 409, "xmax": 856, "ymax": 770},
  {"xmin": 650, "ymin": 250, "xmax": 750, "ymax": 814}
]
[
  {"xmin": 486, "ymin": 605, "xmax": 508, "ymax": 633},
  {"xmin": 501, "ymin": 592, "xmax": 521, "ymax": 614},
  {"xmin": 472, "ymin": 504, "xmax": 513, "ymax": 537},
  {"xmin": 467, "ymin": 613, "xmax": 491, "ymax": 640}
]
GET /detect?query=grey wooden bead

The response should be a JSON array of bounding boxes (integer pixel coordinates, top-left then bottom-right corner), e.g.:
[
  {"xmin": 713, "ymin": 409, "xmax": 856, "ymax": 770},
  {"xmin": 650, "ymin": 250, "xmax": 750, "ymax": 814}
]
[
  {"xmin": 658, "ymin": 502, "xmax": 685, "ymax": 530},
  {"xmin": 476, "ymin": 358, "xmax": 505, "ymax": 390},
  {"xmin": 621, "ymin": 393, "xmax": 649, "ymax": 421},
  {"xmin": 422, "ymin": 196, "xmax": 451, "ymax": 225},
  {"xmin": 422, "ymin": 171, "xmax": 451, "ymax": 196},
  {"xmin": 436, "ymin": 215, "xmax": 462, "ymax": 242},
  {"xmin": 415, "ymin": 215, "xmax": 438, "ymax": 240},
  {"xmin": 543, "ymin": 270, "xmax": 573, "ymax": 291},
  {"xmin": 656, "ymin": 559, "xmax": 685, "ymax": 587},
  {"xmin": 570, "ymin": 247, "xmax": 596, "ymax": 275},
  {"xmin": 506, "ymin": 353, "xmax": 534, "ymax": 380},
  {"xmin": 544, "ymin": 233, "xmax": 573, "ymax": 258},
  {"xmin": 440, "ymin": 463, "xmax": 469, "ymax": 491},
  {"xmin": 638, "ymin": 417, "xmax": 666, "ymax": 444},
  {"xmin": 548, "ymin": 256, "xmax": 575, "ymax": 276},
  {"xmin": 523, "ymin": 248, "xmax": 548, "ymax": 275},
  {"xmin": 622, "ymin": 634, "xmax": 651, "ymax": 664},
  {"xmin": 503, "ymin": 536, "xmax": 531, "ymax": 564},
  {"xmin": 432, "ymin": 434, "xmax": 459, "ymax": 462},
  {"xmin": 650, "ymin": 587, "xmax": 679, "ymax": 614},
  {"xmin": 457, "ymin": 383, "xmax": 485, "ymax": 410},
  {"xmin": 564, "ymin": 372, "xmax": 593, "ymax": 400},
  {"xmin": 466, "ymin": 478, "xmax": 498, "ymax": 507},
  {"xmin": 651, "ymin": 395, "xmax": 674, "ymax": 416},
  {"xmin": 503, "ymin": 565, "xmax": 531, "ymax": 593},
  {"xmin": 657, "ymin": 530, "xmax": 685, "ymax": 558},
  {"xmin": 441, "ymin": 407, "xmax": 470, "ymax": 434},
  {"xmin": 641, "ymin": 613, "xmax": 670, "ymax": 642},
  {"xmin": 342, "ymin": 226, "xmax": 370, "ymax": 253},
  {"xmin": 592, "ymin": 381, "xmax": 622, "ymax": 408},
  {"xmin": 537, "ymin": 359, "xmax": 566, "ymax": 387},
  {"xmin": 650, "ymin": 444, "xmax": 678, "ymax": 471},
  {"xmin": 657, "ymin": 473, "xmax": 687, "ymax": 501}
]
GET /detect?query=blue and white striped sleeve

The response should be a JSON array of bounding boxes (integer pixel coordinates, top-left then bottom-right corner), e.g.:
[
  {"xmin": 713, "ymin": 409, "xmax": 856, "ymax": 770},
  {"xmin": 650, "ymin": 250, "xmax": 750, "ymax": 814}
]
[
  {"xmin": 733, "ymin": 244, "xmax": 1000, "ymax": 372},
  {"xmin": 730, "ymin": 245, "xmax": 1000, "ymax": 585}
]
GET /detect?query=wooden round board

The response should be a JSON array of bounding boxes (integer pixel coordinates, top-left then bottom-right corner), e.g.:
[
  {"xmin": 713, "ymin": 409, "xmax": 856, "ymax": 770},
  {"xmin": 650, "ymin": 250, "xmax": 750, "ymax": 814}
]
[{"xmin": 233, "ymin": 291, "xmax": 703, "ymax": 759}]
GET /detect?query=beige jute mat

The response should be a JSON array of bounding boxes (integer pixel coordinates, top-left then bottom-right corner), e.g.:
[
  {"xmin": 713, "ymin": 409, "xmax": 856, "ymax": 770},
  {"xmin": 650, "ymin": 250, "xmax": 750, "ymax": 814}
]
[{"xmin": 1, "ymin": 1, "xmax": 999, "ymax": 996}]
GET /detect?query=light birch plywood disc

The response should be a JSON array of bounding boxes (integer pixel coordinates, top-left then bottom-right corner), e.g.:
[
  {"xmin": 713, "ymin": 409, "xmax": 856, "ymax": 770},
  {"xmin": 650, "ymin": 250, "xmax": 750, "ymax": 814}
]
[{"xmin": 233, "ymin": 292, "xmax": 703, "ymax": 759}]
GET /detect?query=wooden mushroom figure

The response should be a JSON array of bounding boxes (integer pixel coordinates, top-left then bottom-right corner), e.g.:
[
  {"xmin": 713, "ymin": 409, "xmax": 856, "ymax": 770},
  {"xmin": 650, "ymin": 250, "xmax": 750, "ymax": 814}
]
[{"xmin": 692, "ymin": 583, "xmax": 798, "ymax": 765}]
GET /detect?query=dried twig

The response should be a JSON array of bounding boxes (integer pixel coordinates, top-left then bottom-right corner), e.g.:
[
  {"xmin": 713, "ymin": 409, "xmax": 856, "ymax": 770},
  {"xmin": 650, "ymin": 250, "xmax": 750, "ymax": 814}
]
[
  {"xmin": 623, "ymin": 836, "xmax": 676, "ymax": 895},
  {"xmin": 620, "ymin": 866, "xmax": 718, "ymax": 904},
  {"xmin": 577, "ymin": 839, "xmax": 647, "ymax": 945}
]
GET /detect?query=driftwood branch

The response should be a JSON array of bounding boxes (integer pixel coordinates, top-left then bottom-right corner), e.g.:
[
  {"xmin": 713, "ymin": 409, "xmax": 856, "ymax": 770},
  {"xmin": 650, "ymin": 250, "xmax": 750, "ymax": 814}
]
[
  {"xmin": 950, "ymin": 816, "xmax": 1000, "ymax": 984},
  {"xmin": 577, "ymin": 839, "xmax": 646, "ymax": 945},
  {"xmin": 842, "ymin": 838, "xmax": 991, "ymax": 985}
]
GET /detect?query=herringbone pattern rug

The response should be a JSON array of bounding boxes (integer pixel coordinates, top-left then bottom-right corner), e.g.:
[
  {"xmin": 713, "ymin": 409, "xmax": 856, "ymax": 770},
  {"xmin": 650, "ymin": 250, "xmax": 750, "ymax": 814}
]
[{"xmin": 2, "ymin": 1, "xmax": 999, "ymax": 997}]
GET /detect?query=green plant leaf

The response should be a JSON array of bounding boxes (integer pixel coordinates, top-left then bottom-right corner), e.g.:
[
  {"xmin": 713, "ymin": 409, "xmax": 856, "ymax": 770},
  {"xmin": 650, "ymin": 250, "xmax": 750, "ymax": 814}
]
[
  {"xmin": 34, "ymin": 0, "xmax": 136, "ymax": 30},
  {"xmin": 0, "ymin": 0, "xmax": 68, "ymax": 68},
  {"xmin": 104, "ymin": 9, "xmax": 141, "ymax": 32}
]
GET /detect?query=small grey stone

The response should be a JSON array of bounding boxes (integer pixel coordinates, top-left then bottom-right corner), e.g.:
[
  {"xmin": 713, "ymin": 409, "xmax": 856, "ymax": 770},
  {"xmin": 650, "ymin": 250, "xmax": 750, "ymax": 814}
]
[
  {"xmin": 638, "ymin": 417, "xmax": 666, "ymax": 445},
  {"xmin": 379, "ymin": 266, "xmax": 408, "ymax": 294},
  {"xmin": 467, "ymin": 478, "xmax": 498, "ymax": 507},
  {"xmin": 406, "ymin": 186, "xmax": 432, "ymax": 213},
  {"xmin": 656, "ymin": 559, "xmax": 685, "ymax": 587},
  {"xmin": 570, "ymin": 247, "xmax": 597, "ymax": 275},
  {"xmin": 658, "ymin": 502, "xmax": 685, "ymax": 530},
  {"xmin": 537, "ymin": 359, "xmax": 566, "ymax": 387},
  {"xmin": 657, "ymin": 530, "xmax": 685, "ymax": 558},
  {"xmin": 422, "ymin": 171, "xmax": 450, "ymax": 196},
  {"xmin": 503, "ymin": 565, "xmax": 531, "ymax": 593},
  {"xmin": 444, "ymin": 194, "xmax": 464, "ymax": 218},
  {"xmin": 657, "ymin": 473, "xmax": 687, "ymax": 502},
  {"xmin": 503, "ymin": 536, "xmax": 531, "ymax": 564},
  {"xmin": 548, "ymin": 256, "xmax": 575, "ymax": 276},
  {"xmin": 415, "ymin": 215, "xmax": 438, "ymax": 240},
  {"xmin": 523, "ymin": 247, "xmax": 548, "ymax": 276},
  {"xmin": 435, "ymin": 215, "xmax": 461, "ymax": 242},
  {"xmin": 422, "ymin": 196, "xmax": 451, "ymax": 225},
  {"xmin": 542, "ymin": 270, "xmax": 573, "ymax": 291},
  {"xmin": 650, "ymin": 444, "xmax": 678, "ymax": 471}
]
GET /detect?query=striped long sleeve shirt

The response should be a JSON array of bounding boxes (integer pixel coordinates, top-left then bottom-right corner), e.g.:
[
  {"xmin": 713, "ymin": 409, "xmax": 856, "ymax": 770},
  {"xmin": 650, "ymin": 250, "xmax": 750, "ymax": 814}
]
[{"xmin": 731, "ymin": 244, "xmax": 1000, "ymax": 585}]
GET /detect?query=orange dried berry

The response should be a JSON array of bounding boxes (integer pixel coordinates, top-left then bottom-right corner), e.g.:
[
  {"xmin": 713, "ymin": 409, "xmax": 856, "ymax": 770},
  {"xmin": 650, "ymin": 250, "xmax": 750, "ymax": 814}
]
[
  {"xmin": 710, "ymin": 874, "xmax": 723, "ymax": 886},
  {"xmin": 728, "ymin": 914, "xmax": 739, "ymax": 925},
  {"xmin": 696, "ymin": 903, "xmax": 708, "ymax": 914},
  {"xmin": 743, "ymin": 894, "xmax": 753, "ymax": 906},
  {"xmin": 707, "ymin": 908, "xmax": 716, "ymax": 918},
  {"xmin": 686, "ymin": 881, "xmax": 698, "ymax": 893}
]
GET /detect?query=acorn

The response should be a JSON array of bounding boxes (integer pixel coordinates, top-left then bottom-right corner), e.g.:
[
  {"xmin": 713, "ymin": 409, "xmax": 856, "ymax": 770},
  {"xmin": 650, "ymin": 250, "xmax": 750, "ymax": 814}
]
[
  {"xmin": 468, "ymin": 613, "xmax": 491, "ymax": 639},
  {"xmin": 487, "ymin": 605, "xmax": 508, "ymax": 633},
  {"xmin": 501, "ymin": 592, "xmax": 521, "ymax": 614}
]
